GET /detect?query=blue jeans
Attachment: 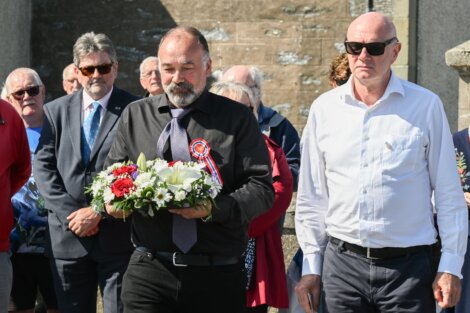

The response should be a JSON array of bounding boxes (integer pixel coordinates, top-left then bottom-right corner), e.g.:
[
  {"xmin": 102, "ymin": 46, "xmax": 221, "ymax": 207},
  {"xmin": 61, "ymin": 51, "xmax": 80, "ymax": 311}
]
[{"xmin": 323, "ymin": 240, "xmax": 435, "ymax": 313}]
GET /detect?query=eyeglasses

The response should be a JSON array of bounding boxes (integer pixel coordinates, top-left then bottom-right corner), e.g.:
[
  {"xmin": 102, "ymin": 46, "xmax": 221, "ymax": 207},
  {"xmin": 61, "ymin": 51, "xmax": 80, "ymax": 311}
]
[
  {"xmin": 10, "ymin": 86, "xmax": 41, "ymax": 100},
  {"xmin": 344, "ymin": 37, "xmax": 397, "ymax": 56},
  {"xmin": 142, "ymin": 70, "xmax": 159, "ymax": 78},
  {"xmin": 78, "ymin": 63, "xmax": 114, "ymax": 76}
]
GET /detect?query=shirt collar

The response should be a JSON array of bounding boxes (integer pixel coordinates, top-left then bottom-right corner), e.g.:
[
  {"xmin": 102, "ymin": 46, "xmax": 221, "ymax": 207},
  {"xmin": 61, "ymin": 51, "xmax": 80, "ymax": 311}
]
[
  {"xmin": 344, "ymin": 71, "xmax": 405, "ymax": 106},
  {"xmin": 82, "ymin": 86, "xmax": 114, "ymax": 110}
]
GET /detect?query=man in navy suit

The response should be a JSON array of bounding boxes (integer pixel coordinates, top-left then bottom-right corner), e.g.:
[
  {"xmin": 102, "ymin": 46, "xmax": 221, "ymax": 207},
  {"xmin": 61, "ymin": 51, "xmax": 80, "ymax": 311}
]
[{"xmin": 34, "ymin": 32, "xmax": 139, "ymax": 313}]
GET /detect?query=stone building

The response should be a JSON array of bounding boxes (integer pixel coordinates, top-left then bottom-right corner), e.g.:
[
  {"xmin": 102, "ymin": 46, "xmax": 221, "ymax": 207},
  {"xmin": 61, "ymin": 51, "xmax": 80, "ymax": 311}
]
[{"xmin": 1, "ymin": 0, "xmax": 468, "ymax": 132}]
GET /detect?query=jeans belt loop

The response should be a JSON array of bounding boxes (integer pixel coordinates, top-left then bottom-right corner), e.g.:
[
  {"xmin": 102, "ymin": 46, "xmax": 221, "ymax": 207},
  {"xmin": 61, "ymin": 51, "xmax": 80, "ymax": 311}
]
[{"xmin": 172, "ymin": 252, "xmax": 188, "ymax": 267}]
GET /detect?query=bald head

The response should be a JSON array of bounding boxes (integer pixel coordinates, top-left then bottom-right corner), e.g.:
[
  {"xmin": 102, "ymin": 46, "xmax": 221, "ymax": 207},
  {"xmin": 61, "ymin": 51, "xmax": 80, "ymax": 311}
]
[
  {"xmin": 222, "ymin": 65, "xmax": 255, "ymax": 87},
  {"xmin": 62, "ymin": 63, "xmax": 81, "ymax": 94},
  {"xmin": 347, "ymin": 12, "xmax": 396, "ymax": 42},
  {"xmin": 222, "ymin": 65, "xmax": 263, "ymax": 107},
  {"xmin": 345, "ymin": 12, "xmax": 401, "ymax": 104}
]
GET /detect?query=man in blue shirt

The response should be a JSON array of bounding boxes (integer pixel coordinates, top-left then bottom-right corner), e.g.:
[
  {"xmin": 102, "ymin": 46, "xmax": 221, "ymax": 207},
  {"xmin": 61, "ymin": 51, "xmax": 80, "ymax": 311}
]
[{"xmin": 5, "ymin": 67, "xmax": 58, "ymax": 312}]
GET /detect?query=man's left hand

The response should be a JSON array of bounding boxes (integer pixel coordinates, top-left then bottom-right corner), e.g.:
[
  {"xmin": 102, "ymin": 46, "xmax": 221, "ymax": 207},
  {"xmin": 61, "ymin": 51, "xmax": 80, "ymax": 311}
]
[
  {"xmin": 432, "ymin": 271, "xmax": 462, "ymax": 308},
  {"xmin": 67, "ymin": 207, "xmax": 101, "ymax": 237},
  {"xmin": 168, "ymin": 199, "xmax": 212, "ymax": 219}
]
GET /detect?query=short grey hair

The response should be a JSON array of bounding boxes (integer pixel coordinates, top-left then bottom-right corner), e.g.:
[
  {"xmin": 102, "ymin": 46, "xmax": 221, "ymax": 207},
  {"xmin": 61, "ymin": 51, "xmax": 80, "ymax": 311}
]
[
  {"xmin": 5, "ymin": 68, "xmax": 43, "ymax": 94},
  {"xmin": 0, "ymin": 84, "xmax": 7, "ymax": 100},
  {"xmin": 210, "ymin": 81, "xmax": 257, "ymax": 110},
  {"xmin": 247, "ymin": 66, "xmax": 262, "ymax": 106},
  {"xmin": 139, "ymin": 56, "xmax": 158, "ymax": 77},
  {"xmin": 73, "ymin": 32, "xmax": 117, "ymax": 67}
]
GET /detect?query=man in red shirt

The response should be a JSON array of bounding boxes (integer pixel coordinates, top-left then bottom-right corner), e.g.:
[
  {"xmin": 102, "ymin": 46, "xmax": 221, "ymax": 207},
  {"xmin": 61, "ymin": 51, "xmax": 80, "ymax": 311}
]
[{"xmin": 0, "ymin": 98, "xmax": 31, "ymax": 312}]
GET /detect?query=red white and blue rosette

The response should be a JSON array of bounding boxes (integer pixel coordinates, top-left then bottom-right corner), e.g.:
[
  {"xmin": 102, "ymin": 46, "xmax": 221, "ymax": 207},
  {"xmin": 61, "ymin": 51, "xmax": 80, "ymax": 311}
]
[{"xmin": 189, "ymin": 138, "xmax": 223, "ymax": 186}]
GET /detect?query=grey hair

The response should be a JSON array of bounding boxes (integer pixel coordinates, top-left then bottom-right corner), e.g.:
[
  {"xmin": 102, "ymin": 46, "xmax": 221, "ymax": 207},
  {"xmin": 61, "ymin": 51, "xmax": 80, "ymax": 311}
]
[
  {"xmin": 222, "ymin": 66, "xmax": 263, "ymax": 106},
  {"xmin": 5, "ymin": 68, "xmax": 43, "ymax": 94},
  {"xmin": 210, "ymin": 81, "xmax": 257, "ymax": 110},
  {"xmin": 139, "ymin": 56, "xmax": 158, "ymax": 77},
  {"xmin": 73, "ymin": 32, "xmax": 117, "ymax": 66},
  {"xmin": 0, "ymin": 84, "xmax": 7, "ymax": 100},
  {"xmin": 247, "ymin": 66, "xmax": 262, "ymax": 106}
]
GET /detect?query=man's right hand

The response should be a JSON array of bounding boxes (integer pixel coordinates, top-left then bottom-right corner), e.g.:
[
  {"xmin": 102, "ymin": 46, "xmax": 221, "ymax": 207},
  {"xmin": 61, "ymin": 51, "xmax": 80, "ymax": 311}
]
[{"xmin": 295, "ymin": 274, "xmax": 321, "ymax": 313}]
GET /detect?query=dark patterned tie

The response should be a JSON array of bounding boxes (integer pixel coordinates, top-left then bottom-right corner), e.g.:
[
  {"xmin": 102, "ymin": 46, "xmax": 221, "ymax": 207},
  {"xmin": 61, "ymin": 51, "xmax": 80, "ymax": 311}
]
[
  {"xmin": 82, "ymin": 101, "xmax": 101, "ymax": 166},
  {"xmin": 156, "ymin": 108, "xmax": 197, "ymax": 253}
]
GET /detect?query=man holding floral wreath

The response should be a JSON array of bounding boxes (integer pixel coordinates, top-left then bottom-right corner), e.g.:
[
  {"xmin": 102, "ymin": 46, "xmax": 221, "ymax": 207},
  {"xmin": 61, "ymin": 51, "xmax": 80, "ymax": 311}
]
[{"xmin": 105, "ymin": 26, "xmax": 274, "ymax": 313}]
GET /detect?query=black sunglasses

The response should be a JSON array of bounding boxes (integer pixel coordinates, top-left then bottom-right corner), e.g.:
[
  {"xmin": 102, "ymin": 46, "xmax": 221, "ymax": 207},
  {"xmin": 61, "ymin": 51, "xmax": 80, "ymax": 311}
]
[
  {"xmin": 79, "ymin": 63, "xmax": 113, "ymax": 76},
  {"xmin": 344, "ymin": 37, "xmax": 397, "ymax": 56},
  {"xmin": 10, "ymin": 86, "xmax": 41, "ymax": 100}
]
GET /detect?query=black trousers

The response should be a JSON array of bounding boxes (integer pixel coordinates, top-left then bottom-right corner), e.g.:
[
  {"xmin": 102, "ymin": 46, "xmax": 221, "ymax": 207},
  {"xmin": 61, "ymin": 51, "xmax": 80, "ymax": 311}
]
[
  {"xmin": 122, "ymin": 249, "xmax": 246, "ymax": 313},
  {"xmin": 322, "ymin": 240, "xmax": 435, "ymax": 313}
]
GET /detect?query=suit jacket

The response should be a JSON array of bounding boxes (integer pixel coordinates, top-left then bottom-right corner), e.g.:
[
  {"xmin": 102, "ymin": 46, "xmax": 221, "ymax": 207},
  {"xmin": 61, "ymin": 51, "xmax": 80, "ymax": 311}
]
[{"xmin": 34, "ymin": 87, "xmax": 139, "ymax": 259}]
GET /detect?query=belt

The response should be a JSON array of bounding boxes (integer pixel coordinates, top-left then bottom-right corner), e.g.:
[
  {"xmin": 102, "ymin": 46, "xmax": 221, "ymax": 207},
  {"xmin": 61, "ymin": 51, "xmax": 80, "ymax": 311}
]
[
  {"xmin": 329, "ymin": 237, "xmax": 430, "ymax": 259},
  {"xmin": 135, "ymin": 247, "xmax": 240, "ymax": 267}
]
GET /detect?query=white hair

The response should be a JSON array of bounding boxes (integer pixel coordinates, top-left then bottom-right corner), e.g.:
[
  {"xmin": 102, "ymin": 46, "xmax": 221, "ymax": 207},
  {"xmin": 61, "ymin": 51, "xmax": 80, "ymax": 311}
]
[
  {"xmin": 5, "ymin": 68, "xmax": 43, "ymax": 94},
  {"xmin": 0, "ymin": 84, "xmax": 7, "ymax": 100},
  {"xmin": 139, "ymin": 56, "xmax": 158, "ymax": 77}
]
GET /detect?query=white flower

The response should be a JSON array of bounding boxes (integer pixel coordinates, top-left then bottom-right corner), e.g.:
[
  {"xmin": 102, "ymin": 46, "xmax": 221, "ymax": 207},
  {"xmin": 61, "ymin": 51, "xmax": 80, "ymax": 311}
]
[
  {"xmin": 151, "ymin": 159, "xmax": 169, "ymax": 172},
  {"xmin": 174, "ymin": 190, "xmax": 187, "ymax": 201},
  {"xmin": 157, "ymin": 163, "xmax": 201, "ymax": 193},
  {"xmin": 134, "ymin": 172, "xmax": 154, "ymax": 189},
  {"xmin": 182, "ymin": 182, "xmax": 192, "ymax": 192},
  {"xmin": 154, "ymin": 188, "xmax": 172, "ymax": 207},
  {"xmin": 103, "ymin": 187, "xmax": 115, "ymax": 203},
  {"xmin": 208, "ymin": 187, "xmax": 218, "ymax": 198},
  {"xmin": 204, "ymin": 175, "xmax": 215, "ymax": 186}
]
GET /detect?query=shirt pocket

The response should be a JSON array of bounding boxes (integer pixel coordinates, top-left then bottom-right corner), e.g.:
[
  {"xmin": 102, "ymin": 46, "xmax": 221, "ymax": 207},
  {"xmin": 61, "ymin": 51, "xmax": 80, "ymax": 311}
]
[{"xmin": 381, "ymin": 134, "xmax": 423, "ymax": 176}]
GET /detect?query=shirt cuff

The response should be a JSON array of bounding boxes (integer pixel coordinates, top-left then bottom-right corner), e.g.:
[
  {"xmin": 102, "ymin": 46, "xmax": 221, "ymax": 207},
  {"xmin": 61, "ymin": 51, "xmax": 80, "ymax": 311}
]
[
  {"xmin": 301, "ymin": 252, "xmax": 323, "ymax": 276},
  {"xmin": 438, "ymin": 251, "xmax": 465, "ymax": 279}
]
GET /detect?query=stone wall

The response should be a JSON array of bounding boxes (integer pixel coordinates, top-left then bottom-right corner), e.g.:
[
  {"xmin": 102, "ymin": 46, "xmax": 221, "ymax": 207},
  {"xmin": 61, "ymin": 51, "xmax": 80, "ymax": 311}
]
[
  {"xmin": 446, "ymin": 41, "xmax": 470, "ymax": 131},
  {"xmin": 29, "ymin": 0, "xmax": 406, "ymax": 133},
  {"xmin": 0, "ymin": 1, "xmax": 31, "ymax": 85},
  {"xmin": 417, "ymin": 0, "xmax": 470, "ymax": 132}
]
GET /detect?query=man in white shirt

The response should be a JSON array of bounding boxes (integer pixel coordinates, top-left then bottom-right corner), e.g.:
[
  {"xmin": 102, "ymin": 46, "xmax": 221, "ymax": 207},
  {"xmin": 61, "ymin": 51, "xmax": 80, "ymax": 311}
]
[{"xmin": 295, "ymin": 12, "xmax": 468, "ymax": 313}]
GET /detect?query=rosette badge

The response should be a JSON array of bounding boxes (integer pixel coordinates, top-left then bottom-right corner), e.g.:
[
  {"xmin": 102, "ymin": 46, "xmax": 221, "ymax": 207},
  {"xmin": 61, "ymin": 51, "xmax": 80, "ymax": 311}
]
[{"xmin": 87, "ymin": 153, "xmax": 222, "ymax": 217}]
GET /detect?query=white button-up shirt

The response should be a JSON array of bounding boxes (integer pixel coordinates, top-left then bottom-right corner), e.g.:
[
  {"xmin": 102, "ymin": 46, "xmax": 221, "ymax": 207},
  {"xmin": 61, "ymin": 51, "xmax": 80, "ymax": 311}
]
[{"xmin": 296, "ymin": 72, "xmax": 468, "ymax": 278}]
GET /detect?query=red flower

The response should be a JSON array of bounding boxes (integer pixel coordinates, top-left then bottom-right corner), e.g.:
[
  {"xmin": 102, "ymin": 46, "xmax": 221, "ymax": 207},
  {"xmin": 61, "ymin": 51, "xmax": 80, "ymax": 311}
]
[
  {"xmin": 112, "ymin": 165, "xmax": 137, "ymax": 177},
  {"xmin": 111, "ymin": 178, "xmax": 135, "ymax": 198},
  {"xmin": 168, "ymin": 161, "xmax": 177, "ymax": 167}
]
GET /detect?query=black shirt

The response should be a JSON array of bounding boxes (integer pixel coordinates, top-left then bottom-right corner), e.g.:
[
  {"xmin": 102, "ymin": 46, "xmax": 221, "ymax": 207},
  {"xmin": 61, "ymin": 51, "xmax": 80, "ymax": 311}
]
[{"xmin": 106, "ymin": 90, "xmax": 274, "ymax": 256}]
